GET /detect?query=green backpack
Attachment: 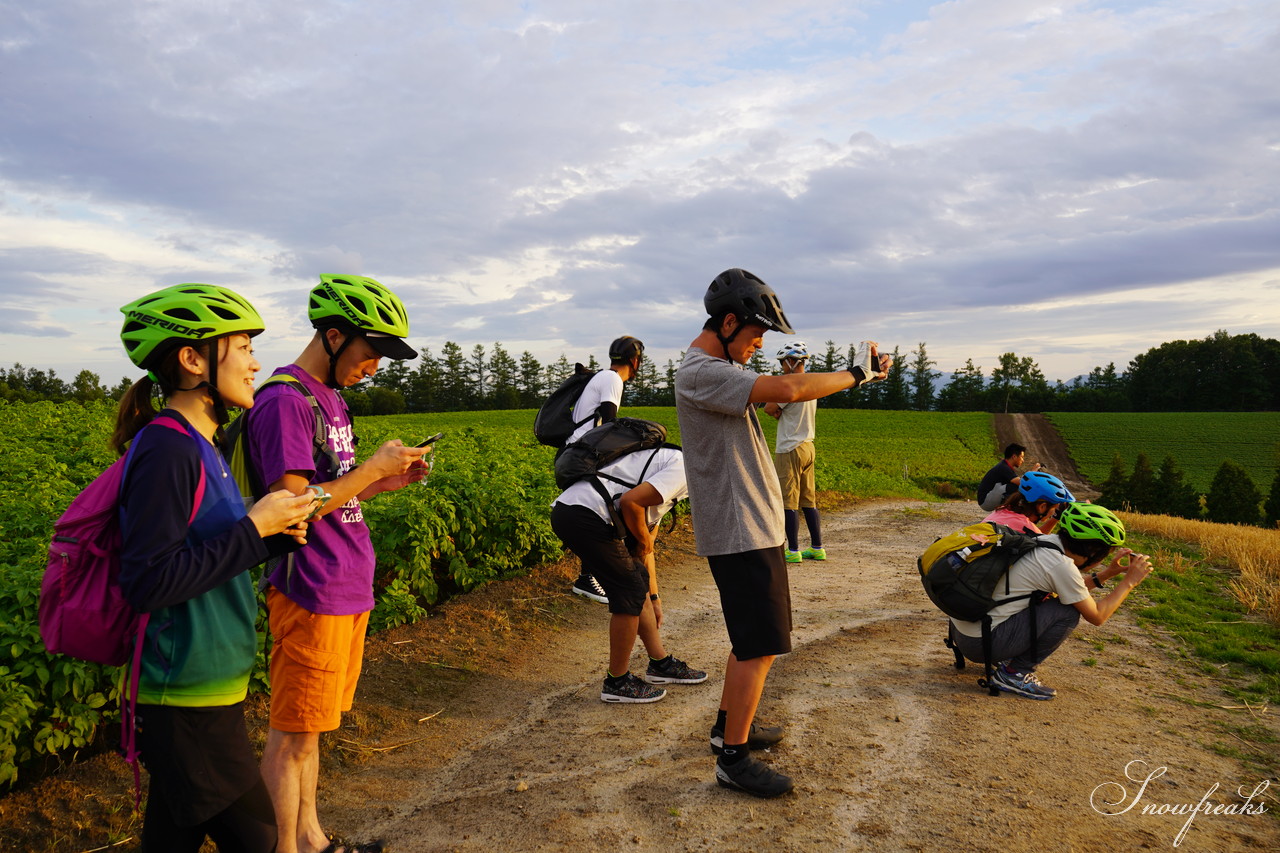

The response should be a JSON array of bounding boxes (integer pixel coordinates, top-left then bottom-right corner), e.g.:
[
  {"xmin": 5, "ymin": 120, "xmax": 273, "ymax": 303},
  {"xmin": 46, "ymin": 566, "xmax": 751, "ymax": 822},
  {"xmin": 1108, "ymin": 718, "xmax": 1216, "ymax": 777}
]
[
  {"xmin": 222, "ymin": 374, "xmax": 342, "ymax": 508},
  {"xmin": 918, "ymin": 522, "xmax": 1062, "ymax": 696}
]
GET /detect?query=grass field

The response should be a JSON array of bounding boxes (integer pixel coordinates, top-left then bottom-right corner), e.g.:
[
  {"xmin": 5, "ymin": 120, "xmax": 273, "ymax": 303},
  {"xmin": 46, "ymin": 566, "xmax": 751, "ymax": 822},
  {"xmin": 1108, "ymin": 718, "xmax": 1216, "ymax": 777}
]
[
  {"xmin": 1045, "ymin": 411, "xmax": 1280, "ymax": 493},
  {"xmin": 366, "ymin": 406, "xmax": 997, "ymax": 501}
]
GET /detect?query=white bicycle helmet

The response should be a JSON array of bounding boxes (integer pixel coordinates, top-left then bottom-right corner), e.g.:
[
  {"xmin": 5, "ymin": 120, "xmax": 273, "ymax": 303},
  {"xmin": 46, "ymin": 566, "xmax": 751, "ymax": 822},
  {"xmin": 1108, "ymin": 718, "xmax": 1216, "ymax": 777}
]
[{"xmin": 776, "ymin": 340, "xmax": 810, "ymax": 361}]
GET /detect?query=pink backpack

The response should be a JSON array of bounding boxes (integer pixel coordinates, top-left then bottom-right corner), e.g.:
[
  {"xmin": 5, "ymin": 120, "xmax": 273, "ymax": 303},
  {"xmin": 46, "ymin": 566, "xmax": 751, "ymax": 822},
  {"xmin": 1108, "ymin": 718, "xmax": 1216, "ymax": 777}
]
[{"xmin": 38, "ymin": 415, "xmax": 206, "ymax": 808}]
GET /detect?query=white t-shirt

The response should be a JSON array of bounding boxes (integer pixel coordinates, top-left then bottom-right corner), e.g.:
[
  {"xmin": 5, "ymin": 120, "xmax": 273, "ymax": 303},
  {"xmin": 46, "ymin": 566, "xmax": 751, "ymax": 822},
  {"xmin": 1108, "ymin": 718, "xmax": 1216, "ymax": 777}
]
[
  {"xmin": 774, "ymin": 399, "xmax": 816, "ymax": 455},
  {"xmin": 950, "ymin": 534, "xmax": 1091, "ymax": 638},
  {"xmin": 555, "ymin": 446, "xmax": 687, "ymax": 528},
  {"xmin": 567, "ymin": 369, "xmax": 624, "ymax": 445}
]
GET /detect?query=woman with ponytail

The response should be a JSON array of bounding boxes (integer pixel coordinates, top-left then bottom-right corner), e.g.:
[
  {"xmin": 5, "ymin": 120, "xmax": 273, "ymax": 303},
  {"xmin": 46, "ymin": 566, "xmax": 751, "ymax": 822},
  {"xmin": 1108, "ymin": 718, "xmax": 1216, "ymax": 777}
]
[{"xmin": 114, "ymin": 284, "xmax": 318, "ymax": 852}]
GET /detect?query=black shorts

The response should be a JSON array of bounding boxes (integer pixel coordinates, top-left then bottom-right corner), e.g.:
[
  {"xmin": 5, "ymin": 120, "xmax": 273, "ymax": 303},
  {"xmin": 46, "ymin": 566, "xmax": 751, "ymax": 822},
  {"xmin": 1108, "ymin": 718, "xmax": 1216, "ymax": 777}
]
[
  {"xmin": 135, "ymin": 702, "xmax": 269, "ymax": 828},
  {"xmin": 551, "ymin": 503, "xmax": 649, "ymax": 615},
  {"xmin": 708, "ymin": 546, "xmax": 792, "ymax": 660}
]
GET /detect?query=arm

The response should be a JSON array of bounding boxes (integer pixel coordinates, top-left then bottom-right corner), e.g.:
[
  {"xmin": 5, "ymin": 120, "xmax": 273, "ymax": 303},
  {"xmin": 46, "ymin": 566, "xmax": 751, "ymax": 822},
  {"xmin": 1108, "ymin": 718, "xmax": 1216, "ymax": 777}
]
[
  {"xmin": 119, "ymin": 428, "xmax": 270, "ymax": 612},
  {"xmin": 1072, "ymin": 552, "xmax": 1152, "ymax": 626},
  {"xmin": 748, "ymin": 353, "xmax": 891, "ymax": 405},
  {"xmin": 269, "ymin": 439, "xmax": 428, "ymax": 514},
  {"xmin": 619, "ymin": 482, "xmax": 665, "ymax": 597}
]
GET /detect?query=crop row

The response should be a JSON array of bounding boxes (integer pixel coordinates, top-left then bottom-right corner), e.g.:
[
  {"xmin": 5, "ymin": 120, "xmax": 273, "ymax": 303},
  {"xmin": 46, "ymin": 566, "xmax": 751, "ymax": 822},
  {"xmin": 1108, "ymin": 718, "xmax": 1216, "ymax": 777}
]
[{"xmin": 1044, "ymin": 412, "xmax": 1280, "ymax": 494}]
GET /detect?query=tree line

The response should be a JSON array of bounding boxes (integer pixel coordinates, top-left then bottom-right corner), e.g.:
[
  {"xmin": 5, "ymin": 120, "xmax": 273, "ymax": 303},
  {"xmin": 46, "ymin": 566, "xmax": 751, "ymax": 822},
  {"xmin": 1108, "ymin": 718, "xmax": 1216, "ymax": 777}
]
[
  {"xmin": 4, "ymin": 330, "xmax": 1278, "ymax": 415},
  {"xmin": 1098, "ymin": 453, "xmax": 1280, "ymax": 529}
]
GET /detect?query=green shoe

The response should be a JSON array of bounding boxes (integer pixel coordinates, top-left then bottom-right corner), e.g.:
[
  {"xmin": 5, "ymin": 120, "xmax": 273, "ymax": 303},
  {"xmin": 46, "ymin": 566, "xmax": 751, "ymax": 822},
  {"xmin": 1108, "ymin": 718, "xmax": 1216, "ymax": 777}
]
[
  {"xmin": 784, "ymin": 550, "xmax": 802, "ymax": 563},
  {"xmin": 801, "ymin": 547, "xmax": 826, "ymax": 561}
]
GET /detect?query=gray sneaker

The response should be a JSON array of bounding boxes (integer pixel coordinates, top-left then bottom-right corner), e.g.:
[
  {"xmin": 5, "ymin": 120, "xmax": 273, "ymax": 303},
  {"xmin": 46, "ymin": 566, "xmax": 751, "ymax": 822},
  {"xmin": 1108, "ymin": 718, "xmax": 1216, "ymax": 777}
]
[
  {"xmin": 600, "ymin": 672, "xmax": 666, "ymax": 704},
  {"xmin": 991, "ymin": 663, "xmax": 1056, "ymax": 700},
  {"xmin": 644, "ymin": 655, "xmax": 708, "ymax": 684},
  {"xmin": 715, "ymin": 755, "xmax": 794, "ymax": 798}
]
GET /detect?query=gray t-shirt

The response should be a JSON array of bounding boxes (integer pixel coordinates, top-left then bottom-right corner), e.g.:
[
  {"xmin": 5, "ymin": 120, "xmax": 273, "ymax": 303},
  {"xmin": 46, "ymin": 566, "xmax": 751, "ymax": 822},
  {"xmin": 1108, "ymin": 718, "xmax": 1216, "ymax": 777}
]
[{"xmin": 675, "ymin": 346, "xmax": 785, "ymax": 556}]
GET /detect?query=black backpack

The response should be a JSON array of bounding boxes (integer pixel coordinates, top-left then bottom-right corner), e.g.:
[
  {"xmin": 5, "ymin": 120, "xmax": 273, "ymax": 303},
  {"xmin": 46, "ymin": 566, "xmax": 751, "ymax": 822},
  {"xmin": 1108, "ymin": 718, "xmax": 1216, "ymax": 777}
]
[
  {"xmin": 533, "ymin": 363, "xmax": 598, "ymax": 448},
  {"xmin": 554, "ymin": 418, "xmax": 678, "ymax": 537},
  {"xmin": 918, "ymin": 522, "xmax": 1062, "ymax": 695}
]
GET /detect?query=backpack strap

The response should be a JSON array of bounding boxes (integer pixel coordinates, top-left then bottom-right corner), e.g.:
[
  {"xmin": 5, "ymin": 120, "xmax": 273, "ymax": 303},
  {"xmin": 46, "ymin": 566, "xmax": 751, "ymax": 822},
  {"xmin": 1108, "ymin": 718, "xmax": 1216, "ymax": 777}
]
[
  {"xmin": 259, "ymin": 375, "xmax": 344, "ymax": 476},
  {"xmin": 119, "ymin": 414, "xmax": 206, "ymax": 812}
]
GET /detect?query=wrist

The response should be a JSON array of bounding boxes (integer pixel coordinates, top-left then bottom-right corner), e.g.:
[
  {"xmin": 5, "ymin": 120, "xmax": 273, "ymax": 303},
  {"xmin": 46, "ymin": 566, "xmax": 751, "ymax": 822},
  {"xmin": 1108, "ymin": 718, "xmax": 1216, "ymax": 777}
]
[
  {"xmin": 649, "ymin": 593, "xmax": 660, "ymax": 601},
  {"xmin": 847, "ymin": 366, "xmax": 866, "ymax": 387}
]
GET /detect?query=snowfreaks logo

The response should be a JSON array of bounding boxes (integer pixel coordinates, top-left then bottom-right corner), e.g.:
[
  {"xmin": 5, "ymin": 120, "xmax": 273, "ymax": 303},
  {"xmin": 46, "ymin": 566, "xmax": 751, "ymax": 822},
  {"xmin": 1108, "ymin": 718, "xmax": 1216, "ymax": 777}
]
[
  {"xmin": 1090, "ymin": 760, "xmax": 1269, "ymax": 847},
  {"xmin": 128, "ymin": 311, "xmax": 216, "ymax": 338}
]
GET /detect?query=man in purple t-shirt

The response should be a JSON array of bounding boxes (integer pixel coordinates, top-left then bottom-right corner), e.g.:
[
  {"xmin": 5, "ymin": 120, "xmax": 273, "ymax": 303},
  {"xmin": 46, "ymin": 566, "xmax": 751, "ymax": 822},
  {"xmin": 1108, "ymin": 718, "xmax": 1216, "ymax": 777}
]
[{"xmin": 249, "ymin": 275, "xmax": 429, "ymax": 853}]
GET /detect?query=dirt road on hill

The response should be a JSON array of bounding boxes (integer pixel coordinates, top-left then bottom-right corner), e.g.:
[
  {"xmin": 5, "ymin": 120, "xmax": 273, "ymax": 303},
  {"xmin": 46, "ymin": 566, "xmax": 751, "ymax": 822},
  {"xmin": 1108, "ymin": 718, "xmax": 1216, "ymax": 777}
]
[
  {"xmin": 995, "ymin": 413, "xmax": 1099, "ymax": 501},
  {"xmin": 3, "ymin": 500, "xmax": 1276, "ymax": 852}
]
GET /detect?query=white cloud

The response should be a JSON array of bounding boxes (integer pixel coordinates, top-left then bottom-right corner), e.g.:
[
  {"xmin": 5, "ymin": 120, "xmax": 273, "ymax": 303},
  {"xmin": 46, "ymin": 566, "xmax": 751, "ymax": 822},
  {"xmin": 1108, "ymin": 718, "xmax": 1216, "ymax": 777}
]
[{"xmin": 0, "ymin": 0, "xmax": 1276, "ymax": 386}]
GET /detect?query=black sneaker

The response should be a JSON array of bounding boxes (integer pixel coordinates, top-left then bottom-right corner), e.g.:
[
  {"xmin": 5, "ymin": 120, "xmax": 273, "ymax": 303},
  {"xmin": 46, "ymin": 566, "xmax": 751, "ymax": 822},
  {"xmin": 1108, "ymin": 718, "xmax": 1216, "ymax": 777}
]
[
  {"xmin": 571, "ymin": 573, "xmax": 608, "ymax": 604},
  {"xmin": 715, "ymin": 755, "xmax": 794, "ymax": 798},
  {"xmin": 644, "ymin": 655, "xmax": 708, "ymax": 684},
  {"xmin": 709, "ymin": 721, "xmax": 785, "ymax": 755},
  {"xmin": 600, "ymin": 672, "xmax": 666, "ymax": 704}
]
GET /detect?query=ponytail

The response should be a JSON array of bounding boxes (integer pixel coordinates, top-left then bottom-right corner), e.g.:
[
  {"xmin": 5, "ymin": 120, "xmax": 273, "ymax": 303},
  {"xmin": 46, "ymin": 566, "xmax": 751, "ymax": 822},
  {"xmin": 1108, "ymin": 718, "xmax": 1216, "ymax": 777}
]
[{"xmin": 109, "ymin": 345, "xmax": 190, "ymax": 455}]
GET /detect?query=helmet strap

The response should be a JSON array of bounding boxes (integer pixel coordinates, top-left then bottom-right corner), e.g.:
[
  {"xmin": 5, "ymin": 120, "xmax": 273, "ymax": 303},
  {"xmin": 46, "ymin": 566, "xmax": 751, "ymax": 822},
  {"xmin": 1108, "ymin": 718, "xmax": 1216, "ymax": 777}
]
[
  {"xmin": 716, "ymin": 314, "xmax": 744, "ymax": 361},
  {"xmin": 320, "ymin": 326, "xmax": 360, "ymax": 387}
]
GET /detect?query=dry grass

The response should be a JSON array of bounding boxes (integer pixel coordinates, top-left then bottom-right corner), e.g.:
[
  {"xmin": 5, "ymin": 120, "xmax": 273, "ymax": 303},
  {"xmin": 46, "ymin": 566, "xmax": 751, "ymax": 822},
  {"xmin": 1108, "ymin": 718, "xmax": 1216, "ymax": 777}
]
[{"xmin": 1119, "ymin": 512, "xmax": 1280, "ymax": 627}]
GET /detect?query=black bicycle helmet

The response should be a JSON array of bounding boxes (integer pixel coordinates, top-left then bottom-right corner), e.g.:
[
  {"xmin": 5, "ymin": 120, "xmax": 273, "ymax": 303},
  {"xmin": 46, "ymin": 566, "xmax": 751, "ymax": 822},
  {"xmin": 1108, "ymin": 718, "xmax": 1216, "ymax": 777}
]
[
  {"xmin": 608, "ymin": 336, "xmax": 645, "ymax": 362},
  {"xmin": 704, "ymin": 269, "xmax": 794, "ymax": 335}
]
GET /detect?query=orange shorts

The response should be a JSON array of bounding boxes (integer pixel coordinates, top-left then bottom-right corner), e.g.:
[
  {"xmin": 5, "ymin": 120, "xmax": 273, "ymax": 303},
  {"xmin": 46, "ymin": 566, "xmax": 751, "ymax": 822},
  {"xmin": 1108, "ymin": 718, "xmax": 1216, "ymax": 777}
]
[{"xmin": 266, "ymin": 587, "xmax": 370, "ymax": 733}]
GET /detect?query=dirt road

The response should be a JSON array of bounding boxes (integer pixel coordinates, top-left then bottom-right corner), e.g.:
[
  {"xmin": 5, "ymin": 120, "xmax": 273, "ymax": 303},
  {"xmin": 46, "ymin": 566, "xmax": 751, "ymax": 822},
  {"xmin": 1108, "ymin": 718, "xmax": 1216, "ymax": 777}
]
[
  {"xmin": 3, "ymin": 500, "xmax": 1276, "ymax": 851},
  {"xmin": 995, "ymin": 413, "xmax": 1098, "ymax": 501}
]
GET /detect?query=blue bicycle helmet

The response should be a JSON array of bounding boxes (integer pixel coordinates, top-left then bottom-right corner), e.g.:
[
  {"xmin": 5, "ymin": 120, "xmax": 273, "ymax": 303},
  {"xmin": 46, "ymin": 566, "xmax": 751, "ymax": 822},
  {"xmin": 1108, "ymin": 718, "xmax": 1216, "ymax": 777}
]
[{"xmin": 1018, "ymin": 470, "xmax": 1075, "ymax": 504}]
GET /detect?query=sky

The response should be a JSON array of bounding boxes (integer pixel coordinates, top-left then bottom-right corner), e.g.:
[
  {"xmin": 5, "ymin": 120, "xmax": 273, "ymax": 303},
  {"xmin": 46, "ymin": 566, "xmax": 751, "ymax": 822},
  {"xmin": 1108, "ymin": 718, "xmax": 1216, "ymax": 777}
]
[{"xmin": 2, "ymin": 0, "xmax": 1278, "ymax": 387}]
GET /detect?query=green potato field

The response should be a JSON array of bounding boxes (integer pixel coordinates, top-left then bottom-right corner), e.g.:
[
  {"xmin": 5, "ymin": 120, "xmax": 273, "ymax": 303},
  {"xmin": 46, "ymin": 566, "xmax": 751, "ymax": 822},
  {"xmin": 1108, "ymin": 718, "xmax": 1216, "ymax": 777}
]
[{"xmin": 1045, "ymin": 411, "xmax": 1280, "ymax": 493}]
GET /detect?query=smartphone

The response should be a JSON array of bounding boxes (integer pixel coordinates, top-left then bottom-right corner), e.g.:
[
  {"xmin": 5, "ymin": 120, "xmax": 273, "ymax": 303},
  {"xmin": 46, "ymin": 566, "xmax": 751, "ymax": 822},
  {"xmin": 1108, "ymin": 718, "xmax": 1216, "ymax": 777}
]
[
  {"xmin": 304, "ymin": 490, "xmax": 332, "ymax": 522},
  {"xmin": 416, "ymin": 432, "xmax": 445, "ymax": 448}
]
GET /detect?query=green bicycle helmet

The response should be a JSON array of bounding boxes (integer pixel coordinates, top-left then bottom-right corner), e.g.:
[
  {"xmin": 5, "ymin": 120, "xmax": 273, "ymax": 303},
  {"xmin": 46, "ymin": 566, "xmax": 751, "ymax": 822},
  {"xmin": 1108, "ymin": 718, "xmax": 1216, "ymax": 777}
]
[
  {"xmin": 1057, "ymin": 503, "xmax": 1126, "ymax": 546},
  {"xmin": 310, "ymin": 274, "xmax": 411, "ymax": 336},
  {"xmin": 120, "ymin": 284, "xmax": 265, "ymax": 371}
]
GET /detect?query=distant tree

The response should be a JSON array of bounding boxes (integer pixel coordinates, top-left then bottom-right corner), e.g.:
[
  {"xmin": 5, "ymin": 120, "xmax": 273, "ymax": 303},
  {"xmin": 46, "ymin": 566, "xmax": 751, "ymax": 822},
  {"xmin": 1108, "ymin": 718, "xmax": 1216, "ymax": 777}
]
[
  {"xmin": 1096, "ymin": 454, "xmax": 1130, "ymax": 511},
  {"xmin": 747, "ymin": 348, "xmax": 770, "ymax": 376},
  {"xmin": 1126, "ymin": 330, "xmax": 1280, "ymax": 412},
  {"xmin": 366, "ymin": 386, "xmax": 406, "ymax": 415},
  {"xmin": 818, "ymin": 340, "xmax": 841, "ymax": 374},
  {"xmin": 542, "ymin": 354, "xmax": 574, "ymax": 400},
  {"xmin": 1205, "ymin": 460, "xmax": 1263, "ymax": 526},
  {"xmin": 907, "ymin": 342, "xmax": 939, "ymax": 412},
  {"xmin": 586, "ymin": 354, "xmax": 601, "ymax": 371},
  {"xmin": 1154, "ymin": 455, "xmax": 1202, "ymax": 519},
  {"xmin": 469, "ymin": 344, "xmax": 489, "ymax": 406},
  {"xmin": 935, "ymin": 359, "xmax": 985, "ymax": 412},
  {"xmin": 517, "ymin": 351, "xmax": 544, "ymax": 408},
  {"xmin": 372, "ymin": 357, "xmax": 410, "ymax": 396},
  {"xmin": 988, "ymin": 352, "xmax": 1048, "ymax": 413},
  {"xmin": 1126, "ymin": 453, "xmax": 1160, "ymax": 514},
  {"xmin": 438, "ymin": 341, "xmax": 471, "ymax": 411},
  {"xmin": 110, "ymin": 376, "xmax": 134, "ymax": 401},
  {"xmin": 1264, "ymin": 468, "xmax": 1280, "ymax": 529},
  {"xmin": 629, "ymin": 356, "xmax": 661, "ymax": 406},
  {"xmin": 488, "ymin": 342, "xmax": 519, "ymax": 410},
  {"xmin": 880, "ymin": 346, "xmax": 908, "ymax": 409},
  {"xmin": 405, "ymin": 348, "xmax": 441, "ymax": 412},
  {"xmin": 70, "ymin": 369, "xmax": 107, "ymax": 403},
  {"xmin": 340, "ymin": 388, "xmax": 372, "ymax": 416}
]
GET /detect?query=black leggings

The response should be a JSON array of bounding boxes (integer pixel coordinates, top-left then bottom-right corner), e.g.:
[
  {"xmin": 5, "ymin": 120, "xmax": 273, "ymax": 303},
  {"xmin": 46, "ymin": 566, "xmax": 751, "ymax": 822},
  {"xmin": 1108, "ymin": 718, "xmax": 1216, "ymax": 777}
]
[{"xmin": 143, "ymin": 774, "xmax": 277, "ymax": 852}]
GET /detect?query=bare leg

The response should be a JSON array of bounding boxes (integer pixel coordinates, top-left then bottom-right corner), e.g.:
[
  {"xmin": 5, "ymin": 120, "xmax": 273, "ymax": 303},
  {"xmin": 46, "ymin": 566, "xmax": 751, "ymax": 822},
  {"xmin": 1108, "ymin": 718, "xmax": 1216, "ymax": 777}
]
[
  {"xmin": 719, "ymin": 652, "xmax": 774, "ymax": 744},
  {"xmin": 262, "ymin": 728, "xmax": 327, "ymax": 853}
]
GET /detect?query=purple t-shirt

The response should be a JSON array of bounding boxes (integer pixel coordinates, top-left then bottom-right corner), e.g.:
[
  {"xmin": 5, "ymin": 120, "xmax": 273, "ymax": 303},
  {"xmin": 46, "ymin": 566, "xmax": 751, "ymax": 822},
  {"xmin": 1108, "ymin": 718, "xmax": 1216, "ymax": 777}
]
[{"xmin": 247, "ymin": 365, "xmax": 376, "ymax": 615}]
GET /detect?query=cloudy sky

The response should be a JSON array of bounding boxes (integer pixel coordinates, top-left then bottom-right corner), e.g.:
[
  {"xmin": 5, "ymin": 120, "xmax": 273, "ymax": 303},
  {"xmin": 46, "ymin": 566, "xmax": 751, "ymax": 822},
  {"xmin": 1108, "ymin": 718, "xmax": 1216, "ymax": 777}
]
[{"xmin": 2, "ymin": 0, "xmax": 1277, "ymax": 388}]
